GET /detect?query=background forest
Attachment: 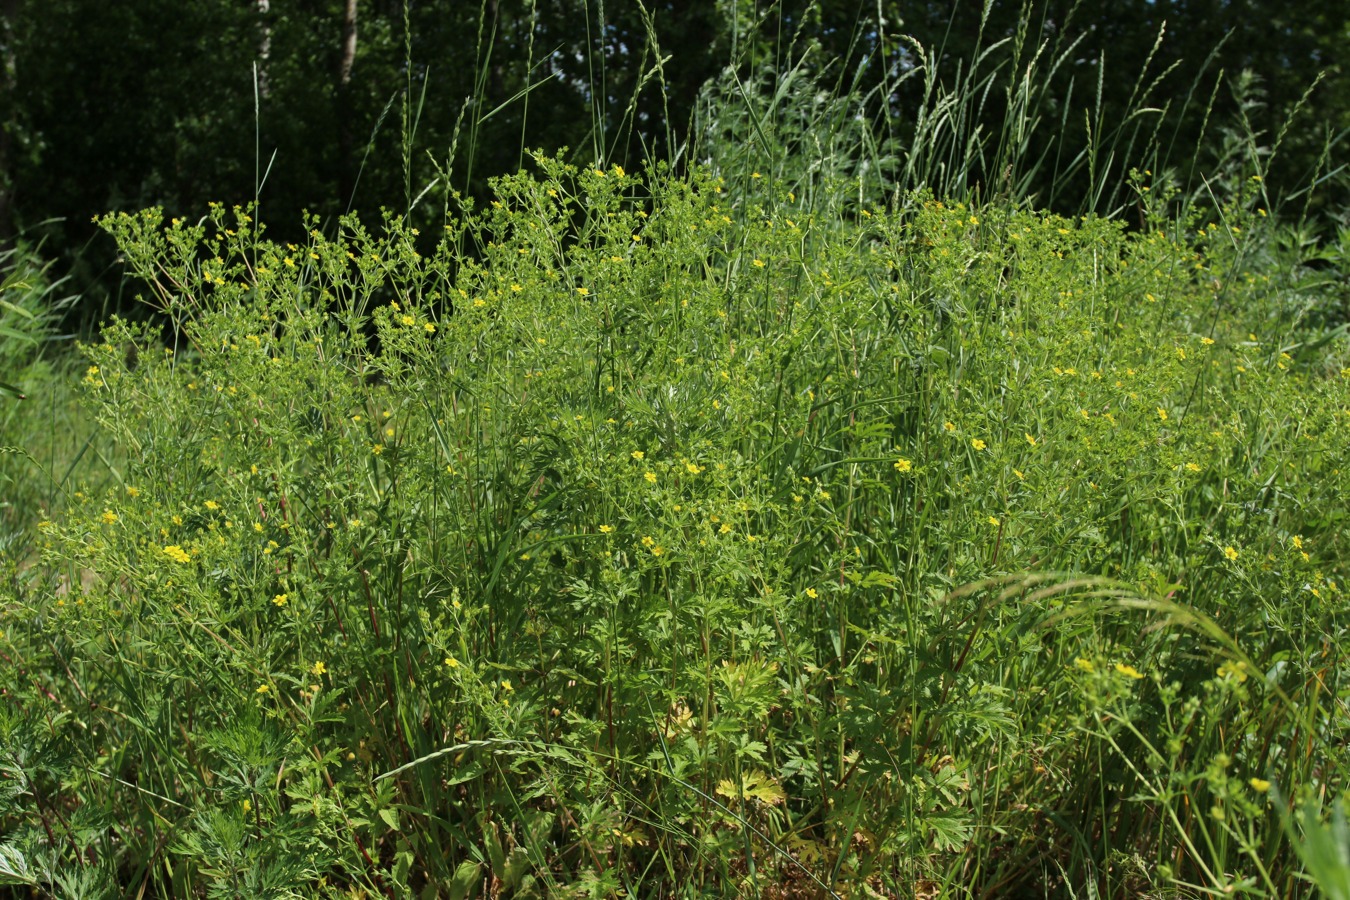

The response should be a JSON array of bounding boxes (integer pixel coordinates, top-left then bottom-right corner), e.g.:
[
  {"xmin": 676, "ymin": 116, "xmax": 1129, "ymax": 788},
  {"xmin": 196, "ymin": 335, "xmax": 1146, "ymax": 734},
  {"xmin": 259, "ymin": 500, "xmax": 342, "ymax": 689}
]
[{"xmin": 1, "ymin": 0, "xmax": 1348, "ymax": 310}]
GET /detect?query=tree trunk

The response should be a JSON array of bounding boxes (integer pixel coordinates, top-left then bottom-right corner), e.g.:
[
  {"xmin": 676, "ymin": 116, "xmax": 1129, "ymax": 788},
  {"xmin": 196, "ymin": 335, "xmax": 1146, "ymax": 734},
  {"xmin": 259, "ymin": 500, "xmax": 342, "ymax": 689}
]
[
  {"xmin": 0, "ymin": 0, "xmax": 19, "ymax": 244},
  {"xmin": 256, "ymin": 0, "xmax": 271, "ymax": 99},
  {"xmin": 337, "ymin": 0, "xmax": 357, "ymax": 209}
]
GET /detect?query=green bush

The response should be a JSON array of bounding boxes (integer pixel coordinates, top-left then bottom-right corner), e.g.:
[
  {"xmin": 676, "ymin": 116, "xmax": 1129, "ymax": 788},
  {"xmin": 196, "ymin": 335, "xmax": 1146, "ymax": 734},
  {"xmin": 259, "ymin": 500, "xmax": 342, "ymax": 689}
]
[{"xmin": 3, "ymin": 153, "xmax": 1348, "ymax": 897}]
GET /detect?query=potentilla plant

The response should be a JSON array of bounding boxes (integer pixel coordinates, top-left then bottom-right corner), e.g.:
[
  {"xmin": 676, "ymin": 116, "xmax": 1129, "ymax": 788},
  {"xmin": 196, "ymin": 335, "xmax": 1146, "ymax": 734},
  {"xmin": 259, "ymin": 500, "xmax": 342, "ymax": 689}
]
[{"xmin": 5, "ymin": 152, "xmax": 1347, "ymax": 897}]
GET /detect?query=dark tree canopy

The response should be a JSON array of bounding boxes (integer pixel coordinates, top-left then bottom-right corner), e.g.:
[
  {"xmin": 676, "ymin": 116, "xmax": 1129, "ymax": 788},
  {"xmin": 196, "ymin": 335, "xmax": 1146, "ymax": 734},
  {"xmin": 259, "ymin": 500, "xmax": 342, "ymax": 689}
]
[{"xmin": 0, "ymin": 0, "xmax": 1345, "ymax": 307}]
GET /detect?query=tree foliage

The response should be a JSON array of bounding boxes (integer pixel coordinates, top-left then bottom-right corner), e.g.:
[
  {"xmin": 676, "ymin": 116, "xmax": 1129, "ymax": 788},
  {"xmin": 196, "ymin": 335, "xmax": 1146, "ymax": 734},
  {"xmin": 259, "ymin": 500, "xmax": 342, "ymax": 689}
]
[{"xmin": 0, "ymin": 0, "xmax": 1345, "ymax": 308}]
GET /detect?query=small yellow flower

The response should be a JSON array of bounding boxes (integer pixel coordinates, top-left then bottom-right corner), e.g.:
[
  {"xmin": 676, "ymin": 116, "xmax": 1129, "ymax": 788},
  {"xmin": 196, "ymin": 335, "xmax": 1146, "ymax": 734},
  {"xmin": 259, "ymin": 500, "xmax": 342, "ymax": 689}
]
[
  {"xmin": 1013, "ymin": 469, "xmax": 1025, "ymax": 479},
  {"xmin": 256, "ymin": 684, "xmax": 270, "ymax": 694},
  {"xmin": 599, "ymin": 525, "xmax": 614, "ymax": 534},
  {"xmin": 1292, "ymin": 535, "xmax": 1303, "ymax": 550},
  {"xmin": 401, "ymin": 314, "xmax": 415, "ymax": 326},
  {"xmin": 719, "ymin": 523, "xmax": 732, "ymax": 534},
  {"xmin": 987, "ymin": 516, "xmax": 1000, "ymax": 527},
  {"xmin": 944, "ymin": 421, "xmax": 955, "ymax": 432},
  {"xmin": 311, "ymin": 661, "xmax": 327, "ymax": 676},
  {"xmin": 685, "ymin": 461, "xmax": 703, "ymax": 474},
  {"xmin": 650, "ymin": 545, "xmax": 664, "ymax": 556},
  {"xmin": 125, "ymin": 486, "xmax": 141, "ymax": 498},
  {"xmin": 1186, "ymin": 462, "xmax": 1202, "ymax": 472},
  {"xmin": 273, "ymin": 593, "xmax": 288, "ymax": 606},
  {"xmin": 1249, "ymin": 777, "xmax": 1271, "ymax": 792},
  {"xmin": 1217, "ymin": 660, "xmax": 1248, "ymax": 682},
  {"xmin": 1073, "ymin": 658, "xmax": 1095, "ymax": 673},
  {"xmin": 1224, "ymin": 545, "xmax": 1239, "ymax": 561},
  {"xmin": 971, "ymin": 438, "xmax": 986, "ymax": 451},
  {"xmin": 372, "ymin": 444, "xmax": 384, "ymax": 455},
  {"xmin": 752, "ymin": 258, "xmax": 766, "ymax": 268},
  {"xmin": 576, "ymin": 287, "xmax": 590, "ymax": 296},
  {"xmin": 894, "ymin": 457, "xmax": 912, "ymax": 473},
  {"xmin": 806, "ymin": 588, "xmax": 818, "ymax": 599},
  {"xmin": 101, "ymin": 510, "xmax": 118, "ymax": 524},
  {"xmin": 1201, "ymin": 337, "xmax": 1215, "ymax": 346},
  {"xmin": 1114, "ymin": 663, "xmax": 1144, "ymax": 680},
  {"xmin": 1157, "ymin": 407, "xmax": 1168, "ymax": 421},
  {"xmin": 500, "ymin": 680, "xmax": 513, "ymax": 692},
  {"xmin": 644, "ymin": 471, "xmax": 657, "ymax": 484},
  {"xmin": 163, "ymin": 545, "xmax": 191, "ymax": 564},
  {"xmin": 641, "ymin": 535, "xmax": 655, "ymax": 547},
  {"xmin": 631, "ymin": 450, "xmax": 645, "ymax": 460},
  {"xmin": 204, "ymin": 500, "xmax": 220, "ymax": 510},
  {"xmin": 1025, "ymin": 433, "xmax": 1037, "ymax": 447},
  {"xmin": 444, "ymin": 657, "xmax": 460, "ymax": 668}
]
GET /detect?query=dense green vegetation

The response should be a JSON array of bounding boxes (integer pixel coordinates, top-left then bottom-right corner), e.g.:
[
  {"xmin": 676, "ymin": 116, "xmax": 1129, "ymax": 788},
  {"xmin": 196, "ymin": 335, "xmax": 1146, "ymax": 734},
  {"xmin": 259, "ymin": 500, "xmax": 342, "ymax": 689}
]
[{"xmin": 2, "ymin": 1, "xmax": 1350, "ymax": 897}]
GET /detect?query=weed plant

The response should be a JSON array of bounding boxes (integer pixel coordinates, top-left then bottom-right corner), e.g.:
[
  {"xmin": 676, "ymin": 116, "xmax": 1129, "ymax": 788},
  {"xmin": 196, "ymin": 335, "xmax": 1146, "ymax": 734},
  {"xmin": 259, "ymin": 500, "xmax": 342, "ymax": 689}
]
[{"xmin": 0, "ymin": 145, "xmax": 1346, "ymax": 898}]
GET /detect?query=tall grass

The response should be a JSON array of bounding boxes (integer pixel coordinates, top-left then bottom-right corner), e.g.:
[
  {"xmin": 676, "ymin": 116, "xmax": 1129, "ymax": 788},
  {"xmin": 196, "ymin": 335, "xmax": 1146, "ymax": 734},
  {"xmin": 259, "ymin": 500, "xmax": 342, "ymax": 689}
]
[{"xmin": 3, "ymin": 2, "xmax": 1349, "ymax": 897}]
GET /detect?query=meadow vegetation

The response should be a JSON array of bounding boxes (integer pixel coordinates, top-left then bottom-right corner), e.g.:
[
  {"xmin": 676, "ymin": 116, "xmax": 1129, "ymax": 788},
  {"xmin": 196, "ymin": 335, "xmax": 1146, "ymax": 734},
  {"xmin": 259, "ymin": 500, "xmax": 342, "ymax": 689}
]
[{"xmin": 2, "ymin": 9, "xmax": 1350, "ymax": 899}]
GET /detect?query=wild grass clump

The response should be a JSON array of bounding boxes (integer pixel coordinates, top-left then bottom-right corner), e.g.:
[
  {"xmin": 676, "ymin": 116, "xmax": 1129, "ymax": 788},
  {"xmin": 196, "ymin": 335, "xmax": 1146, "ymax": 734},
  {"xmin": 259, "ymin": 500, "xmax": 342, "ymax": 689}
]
[{"xmin": 3, "ymin": 151, "xmax": 1349, "ymax": 896}]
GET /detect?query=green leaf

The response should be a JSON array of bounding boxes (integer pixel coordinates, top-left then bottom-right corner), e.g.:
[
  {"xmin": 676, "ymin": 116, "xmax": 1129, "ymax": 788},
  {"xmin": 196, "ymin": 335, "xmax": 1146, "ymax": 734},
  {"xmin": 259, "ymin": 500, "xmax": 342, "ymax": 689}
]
[
  {"xmin": 448, "ymin": 860, "xmax": 482, "ymax": 900},
  {"xmin": 0, "ymin": 844, "xmax": 35, "ymax": 885},
  {"xmin": 378, "ymin": 807, "xmax": 400, "ymax": 832}
]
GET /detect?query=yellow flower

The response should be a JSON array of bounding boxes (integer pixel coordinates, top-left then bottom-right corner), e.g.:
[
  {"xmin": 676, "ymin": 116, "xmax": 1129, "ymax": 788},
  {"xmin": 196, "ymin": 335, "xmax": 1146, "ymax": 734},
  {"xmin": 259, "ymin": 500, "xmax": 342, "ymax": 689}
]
[
  {"xmin": 987, "ymin": 516, "xmax": 1000, "ymax": 527},
  {"xmin": 1186, "ymin": 462, "xmax": 1202, "ymax": 472},
  {"xmin": 719, "ymin": 523, "xmax": 732, "ymax": 534},
  {"xmin": 944, "ymin": 421, "xmax": 956, "ymax": 432},
  {"xmin": 256, "ymin": 684, "xmax": 270, "ymax": 694},
  {"xmin": 1217, "ymin": 660, "xmax": 1248, "ymax": 682},
  {"xmin": 971, "ymin": 439, "xmax": 986, "ymax": 451},
  {"xmin": 1157, "ymin": 407, "xmax": 1168, "ymax": 421},
  {"xmin": 1114, "ymin": 663, "xmax": 1144, "ymax": 680},
  {"xmin": 644, "ymin": 471, "xmax": 657, "ymax": 483},
  {"xmin": 599, "ymin": 525, "xmax": 614, "ymax": 534},
  {"xmin": 400, "ymin": 314, "xmax": 415, "ymax": 326},
  {"xmin": 651, "ymin": 545, "xmax": 664, "ymax": 556},
  {"xmin": 101, "ymin": 510, "xmax": 118, "ymax": 524},
  {"xmin": 311, "ymin": 661, "xmax": 327, "ymax": 676},
  {"xmin": 1249, "ymin": 777, "xmax": 1271, "ymax": 792},
  {"xmin": 1025, "ymin": 433, "xmax": 1037, "ymax": 447},
  {"xmin": 576, "ymin": 286, "xmax": 590, "ymax": 296},
  {"xmin": 752, "ymin": 258, "xmax": 766, "ymax": 268},
  {"xmin": 204, "ymin": 500, "xmax": 220, "ymax": 510},
  {"xmin": 685, "ymin": 461, "xmax": 703, "ymax": 474},
  {"xmin": 631, "ymin": 450, "xmax": 644, "ymax": 460},
  {"xmin": 894, "ymin": 457, "xmax": 912, "ymax": 473},
  {"xmin": 444, "ymin": 657, "xmax": 460, "ymax": 668},
  {"xmin": 372, "ymin": 444, "xmax": 384, "ymax": 455},
  {"xmin": 1224, "ymin": 545, "xmax": 1239, "ymax": 561},
  {"xmin": 1292, "ymin": 535, "xmax": 1303, "ymax": 550},
  {"xmin": 641, "ymin": 535, "xmax": 655, "ymax": 547},
  {"xmin": 806, "ymin": 588, "xmax": 818, "ymax": 599},
  {"xmin": 1073, "ymin": 658, "xmax": 1095, "ymax": 673},
  {"xmin": 273, "ymin": 593, "xmax": 288, "ymax": 606},
  {"xmin": 163, "ymin": 545, "xmax": 191, "ymax": 564},
  {"xmin": 500, "ymin": 680, "xmax": 513, "ymax": 692},
  {"xmin": 125, "ymin": 486, "xmax": 141, "ymax": 498}
]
